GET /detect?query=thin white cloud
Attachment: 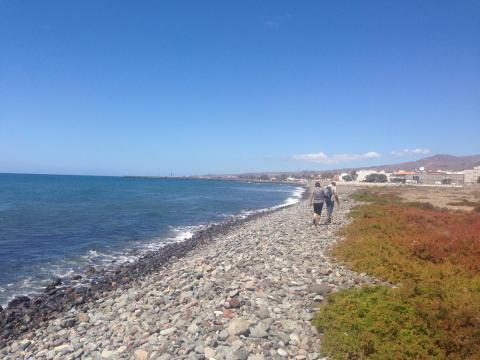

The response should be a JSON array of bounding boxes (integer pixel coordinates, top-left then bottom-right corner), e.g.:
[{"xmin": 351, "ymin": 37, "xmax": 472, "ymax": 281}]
[
  {"xmin": 264, "ymin": 13, "xmax": 292, "ymax": 29},
  {"xmin": 293, "ymin": 151, "xmax": 381, "ymax": 164},
  {"xmin": 264, "ymin": 20, "xmax": 279, "ymax": 29},
  {"xmin": 391, "ymin": 148, "xmax": 431, "ymax": 156}
]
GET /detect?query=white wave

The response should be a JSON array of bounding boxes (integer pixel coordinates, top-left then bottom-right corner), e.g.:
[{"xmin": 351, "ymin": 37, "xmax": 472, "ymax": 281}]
[
  {"xmin": 142, "ymin": 225, "xmax": 203, "ymax": 252},
  {"xmin": 218, "ymin": 212, "xmax": 233, "ymax": 218},
  {"xmin": 79, "ymin": 249, "xmax": 119, "ymax": 264},
  {"xmin": 172, "ymin": 227, "xmax": 195, "ymax": 241},
  {"xmin": 88, "ymin": 250, "xmax": 99, "ymax": 257},
  {"xmin": 50, "ymin": 268, "xmax": 75, "ymax": 278},
  {"xmin": 111, "ymin": 255, "xmax": 137, "ymax": 264},
  {"xmin": 273, "ymin": 186, "xmax": 305, "ymax": 208},
  {"xmin": 227, "ymin": 186, "xmax": 305, "ymax": 219},
  {"xmin": 21, "ymin": 277, "xmax": 34, "ymax": 287}
]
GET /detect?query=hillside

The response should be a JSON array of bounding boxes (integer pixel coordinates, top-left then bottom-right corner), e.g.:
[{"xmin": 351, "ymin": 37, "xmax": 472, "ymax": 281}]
[
  {"xmin": 366, "ymin": 154, "xmax": 480, "ymax": 172},
  {"xmin": 232, "ymin": 154, "xmax": 480, "ymax": 179}
]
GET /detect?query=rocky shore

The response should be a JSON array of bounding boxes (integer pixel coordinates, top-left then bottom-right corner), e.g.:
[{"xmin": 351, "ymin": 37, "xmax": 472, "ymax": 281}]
[
  {"xmin": 1, "ymin": 185, "xmax": 379, "ymax": 359},
  {"xmin": 1, "ymin": 205, "xmax": 292, "ymax": 347}
]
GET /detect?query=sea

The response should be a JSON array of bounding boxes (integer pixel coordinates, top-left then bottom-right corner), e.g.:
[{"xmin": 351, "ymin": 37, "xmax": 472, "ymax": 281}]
[{"xmin": 0, "ymin": 173, "xmax": 304, "ymax": 306}]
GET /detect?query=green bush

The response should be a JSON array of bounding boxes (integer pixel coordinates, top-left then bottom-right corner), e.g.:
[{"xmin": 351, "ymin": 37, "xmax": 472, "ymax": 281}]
[
  {"xmin": 365, "ymin": 173, "xmax": 388, "ymax": 183},
  {"xmin": 350, "ymin": 190, "xmax": 399, "ymax": 204},
  {"xmin": 314, "ymin": 286, "xmax": 440, "ymax": 359}
]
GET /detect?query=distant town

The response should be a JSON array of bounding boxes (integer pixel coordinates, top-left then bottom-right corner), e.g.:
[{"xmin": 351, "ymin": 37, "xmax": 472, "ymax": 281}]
[
  {"xmin": 334, "ymin": 165, "xmax": 480, "ymax": 185},
  {"xmin": 193, "ymin": 165, "xmax": 480, "ymax": 186},
  {"xmin": 138, "ymin": 164, "xmax": 479, "ymax": 186},
  {"xmin": 125, "ymin": 155, "xmax": 480, "ymax": 186}
]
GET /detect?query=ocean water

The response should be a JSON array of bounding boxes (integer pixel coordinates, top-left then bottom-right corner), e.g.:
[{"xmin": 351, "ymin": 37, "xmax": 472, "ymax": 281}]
[{"xmin": 0, "ymin": 174, "xmax": 303, "ymax": 306}]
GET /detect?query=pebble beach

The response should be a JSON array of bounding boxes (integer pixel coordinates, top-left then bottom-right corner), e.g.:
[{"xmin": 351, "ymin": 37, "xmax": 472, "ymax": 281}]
[{"xmin": 1, "ymin": 185, "xmax": 380, "ymax": 360}]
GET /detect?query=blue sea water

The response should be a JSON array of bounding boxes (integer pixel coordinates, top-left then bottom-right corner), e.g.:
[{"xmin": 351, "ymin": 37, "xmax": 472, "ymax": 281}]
[{"xmin": 0, "ymin": 173, "xmax": 303, "ymax": 306}]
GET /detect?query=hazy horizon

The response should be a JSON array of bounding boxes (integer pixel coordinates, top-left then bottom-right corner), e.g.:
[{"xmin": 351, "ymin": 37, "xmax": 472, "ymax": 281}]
[{"xmin": 1, "ymin": 152, "xmax": 478, "ymax": 178}]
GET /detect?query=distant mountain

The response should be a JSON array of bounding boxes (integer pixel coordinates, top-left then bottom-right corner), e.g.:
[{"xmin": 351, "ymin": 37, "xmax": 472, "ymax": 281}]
[
  {"xmin": 366, "ymin": 154, "xmax": 480, "ymax": 172},
  {"xmin": 231, "ymin": 154, "xmax": 480, "ymax": 178},
  {"xmin": 224, "ymin": 154, "xmax": 480, "ymax": 179}
]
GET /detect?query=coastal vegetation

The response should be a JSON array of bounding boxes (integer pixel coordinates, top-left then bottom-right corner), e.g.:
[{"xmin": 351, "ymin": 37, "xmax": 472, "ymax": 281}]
[
  {"xmin": 314, "ymin": 189, "xmax": 480, "ymax": 359},
  {"xmin": 447, "ymin": 199, "xmax": 480, "ymax": 212},
  {"xmin": 364, "ymin": 173, "xmax": 388, "ymax": 183}
]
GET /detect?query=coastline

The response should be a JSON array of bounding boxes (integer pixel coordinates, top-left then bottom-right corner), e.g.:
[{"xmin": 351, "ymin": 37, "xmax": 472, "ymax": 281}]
[
  {"xmin": 1, "ymin": 184, "xmax": 382, "ymax": 360},
  {"xmin": 0, "ymin": 186, "xmax": 308, "ymax": 347}
]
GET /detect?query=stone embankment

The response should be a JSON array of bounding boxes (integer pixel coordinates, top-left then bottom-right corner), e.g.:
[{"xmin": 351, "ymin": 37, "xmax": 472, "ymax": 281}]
[{"xmin": 1, "ymin": 186, "xmax": 378, "ymax": 359}]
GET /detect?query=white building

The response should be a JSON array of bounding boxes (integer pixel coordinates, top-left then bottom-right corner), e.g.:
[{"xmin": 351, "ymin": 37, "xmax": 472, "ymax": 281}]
[
  {"xmin": 464, "ymin": 166, "xmax": 480, "ymax": 184},
  {"xmin": 356, "ymin": 170, "xmax": 389, "ymax": 182}
]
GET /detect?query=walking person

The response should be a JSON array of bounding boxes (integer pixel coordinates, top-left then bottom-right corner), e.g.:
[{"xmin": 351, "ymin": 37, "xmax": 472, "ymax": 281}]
[
  {"xmin": 309, "ymin": 181, "xmax": 325, "ymax": 226},
  {"xmin": 324, "ymin": 181, "xmax": 340, "ymax": 224}
]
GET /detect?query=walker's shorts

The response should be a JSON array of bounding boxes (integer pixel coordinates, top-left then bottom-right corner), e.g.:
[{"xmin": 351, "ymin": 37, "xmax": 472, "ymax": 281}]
[{"xmin": 313, "ymin": 202, "xmax": 324, "ymax": 215}]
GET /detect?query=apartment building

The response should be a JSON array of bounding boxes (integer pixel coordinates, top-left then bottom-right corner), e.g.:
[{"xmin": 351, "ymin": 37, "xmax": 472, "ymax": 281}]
[{"xmin": 464, "ymin": 166, "xmax": 480, "ymax": 184}]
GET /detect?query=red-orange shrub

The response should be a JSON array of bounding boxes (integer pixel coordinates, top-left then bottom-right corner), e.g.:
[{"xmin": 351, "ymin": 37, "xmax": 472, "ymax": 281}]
[{"xmin": 395, "ymin": 206, "xmax": 480, "ymax": 273}]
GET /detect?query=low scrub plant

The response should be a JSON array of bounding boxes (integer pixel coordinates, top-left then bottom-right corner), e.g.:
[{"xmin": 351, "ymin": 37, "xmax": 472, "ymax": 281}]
[
  {"xmin": 314, "ymin": 190, "xmax": 480, "ymax": 359},
  {"xmin": 314, "ymin": 286, "xmax": 440, "ymax": 359},
  {"xmin": 447, "ymin": 199, "xmax": 480, "ymax": 207},
  {"xmin": 350, "ymin": 190, "xmax": 400, "ymax": 204}
]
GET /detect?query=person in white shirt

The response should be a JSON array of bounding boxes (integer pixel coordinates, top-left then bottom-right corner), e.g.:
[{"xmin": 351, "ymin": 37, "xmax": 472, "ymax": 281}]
[{"xmin": 324, "ymin": 181, "xmax": 340, "ymax": 224}]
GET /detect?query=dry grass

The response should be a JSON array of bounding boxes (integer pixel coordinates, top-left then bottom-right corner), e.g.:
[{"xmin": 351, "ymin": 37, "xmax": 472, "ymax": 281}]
[{"xmin": 389, "ymin": 186, "xmax": 479, "ymax": 211}]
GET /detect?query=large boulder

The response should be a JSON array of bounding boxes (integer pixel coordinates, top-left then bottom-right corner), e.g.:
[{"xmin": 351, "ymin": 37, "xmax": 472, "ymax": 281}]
[
  {"xmin": 249, "ymin": 323, "xmax": 268, "ymax": 338},
  {"xmin": 134, "ymin": 349, "xmax": 149, "ymax": 360},
  {"xmin": 7, "ymin": 296, "xmax": 30, "ymax": 309},
  {"xmin": 227, "ymin": 318, "xmax": 251, "ymax": 336}
]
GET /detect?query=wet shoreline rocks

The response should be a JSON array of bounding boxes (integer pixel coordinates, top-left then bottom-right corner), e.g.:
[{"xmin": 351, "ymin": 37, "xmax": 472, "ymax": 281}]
[
  {"xmin": 1, "ymin": 200, "xmax": 305, "ymax": 348},
  {"xmin": 1, "ymin": 185, "xmax": 379, "ymax": 359}
]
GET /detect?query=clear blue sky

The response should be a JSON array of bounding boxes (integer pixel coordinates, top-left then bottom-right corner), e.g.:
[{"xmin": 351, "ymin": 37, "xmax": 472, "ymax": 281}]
[{"xmin": 1, "ymin": 1, "xmax": 479, "ymax": 176}]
